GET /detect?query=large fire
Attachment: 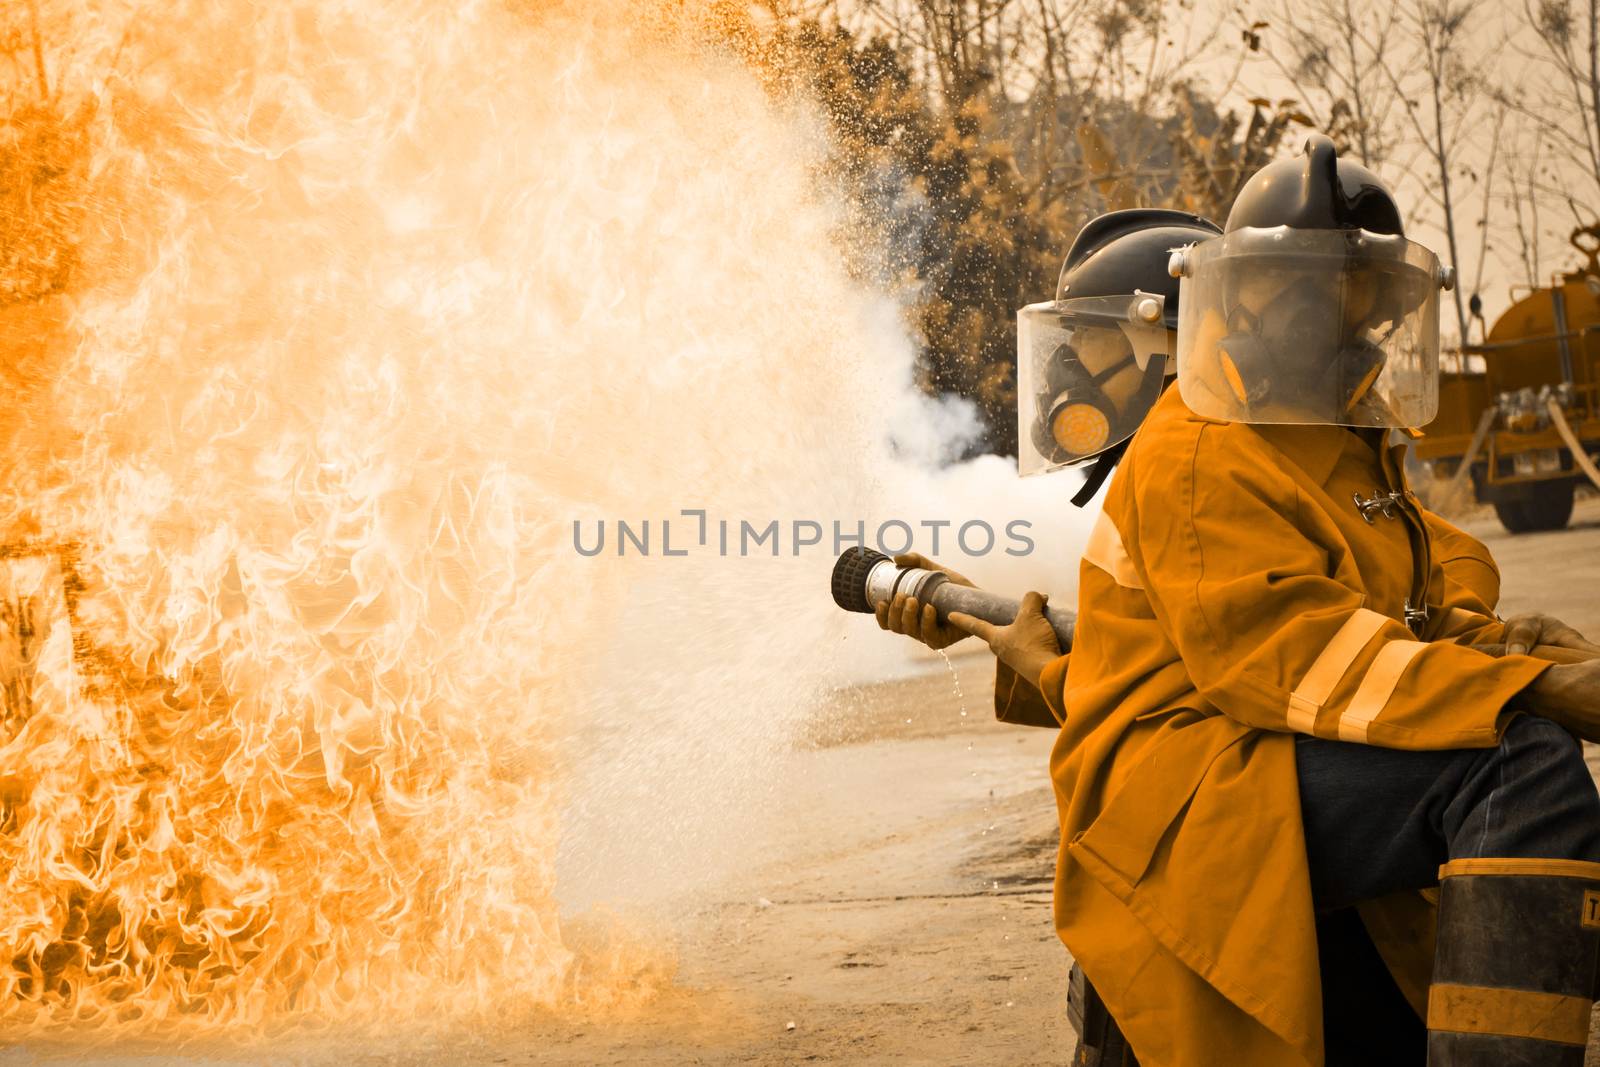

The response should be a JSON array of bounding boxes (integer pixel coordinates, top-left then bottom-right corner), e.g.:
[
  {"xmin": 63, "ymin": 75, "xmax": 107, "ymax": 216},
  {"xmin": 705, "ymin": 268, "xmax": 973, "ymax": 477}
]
[{"xmin": 0, "ymin": 0, "xmax": 910, "ymax": 1038}]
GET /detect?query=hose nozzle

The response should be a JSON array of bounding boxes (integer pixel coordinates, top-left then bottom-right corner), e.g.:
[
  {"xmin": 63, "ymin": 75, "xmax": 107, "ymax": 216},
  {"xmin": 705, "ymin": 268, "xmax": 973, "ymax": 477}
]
[{"xmin": 829, "ymin": 547, "xmax": 1075, "ymax": 650}]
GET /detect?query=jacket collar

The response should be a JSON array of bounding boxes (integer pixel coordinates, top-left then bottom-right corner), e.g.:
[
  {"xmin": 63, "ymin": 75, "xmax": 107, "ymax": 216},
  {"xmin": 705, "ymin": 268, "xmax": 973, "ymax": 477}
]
[
  {"xmin": 1166, "ymin": 387, "xmax": 1395, "ymax": 487},
  {"xmin": 1251, "ymin": 422, "xmax": 1367, "ymax": 486}
]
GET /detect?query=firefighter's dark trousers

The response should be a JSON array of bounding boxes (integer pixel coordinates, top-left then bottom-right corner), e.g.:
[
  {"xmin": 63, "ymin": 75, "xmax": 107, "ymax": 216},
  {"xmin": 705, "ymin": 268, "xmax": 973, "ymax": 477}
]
[
  {"xmin": 1296, "ymin": 713, "xmax": 1600, "ymax": 910},
  {"xmin": 1296, "ymin": 714, "xmax": 1600, "ymax": 1065}
]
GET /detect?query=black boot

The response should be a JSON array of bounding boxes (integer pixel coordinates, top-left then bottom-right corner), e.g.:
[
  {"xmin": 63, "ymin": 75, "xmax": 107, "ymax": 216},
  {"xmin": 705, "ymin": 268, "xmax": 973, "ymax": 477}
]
[
  {"xmin": 1428, "ymin": 857, "xmax": 1600, "ymax": 1065},
  {"xmin": 1067, "ymin": 963, "xmax": 1138, "ymax": 1067}
]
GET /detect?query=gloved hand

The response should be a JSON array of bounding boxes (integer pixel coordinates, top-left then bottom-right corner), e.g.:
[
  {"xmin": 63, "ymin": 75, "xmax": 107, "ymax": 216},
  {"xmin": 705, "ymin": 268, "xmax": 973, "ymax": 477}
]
[
  {"xmin": 947, "ymin": 591, "xmax": 1062, "ymax": 691},
  {"xmin": 873, "ymin": 553, "xmax": 977, "ymax": 651}
]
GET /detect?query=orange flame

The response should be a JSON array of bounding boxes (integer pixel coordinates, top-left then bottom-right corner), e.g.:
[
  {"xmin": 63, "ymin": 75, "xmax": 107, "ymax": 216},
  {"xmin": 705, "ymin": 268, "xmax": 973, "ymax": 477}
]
[
  {"xmin": 0, "ymin": 0, "xmax": 942, "ymax": 1036},
  {"xmin": 0, "ymin": 0, "xmax": 849, "ymax": 1036}
]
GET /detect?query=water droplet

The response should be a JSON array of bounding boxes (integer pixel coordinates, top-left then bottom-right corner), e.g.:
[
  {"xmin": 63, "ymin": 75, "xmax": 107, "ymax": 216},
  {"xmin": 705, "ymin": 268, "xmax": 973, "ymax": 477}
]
[{"xmin": 937, "ymin": 648, "xmax": 969, "ymax": 722}]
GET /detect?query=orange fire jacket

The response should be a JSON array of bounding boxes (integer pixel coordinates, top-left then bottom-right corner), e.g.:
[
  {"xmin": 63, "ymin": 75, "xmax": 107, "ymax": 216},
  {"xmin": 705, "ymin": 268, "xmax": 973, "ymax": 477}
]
[{"xmin": 1024, "ymin": 387, "xmax": 1550, "ymax": 1066}]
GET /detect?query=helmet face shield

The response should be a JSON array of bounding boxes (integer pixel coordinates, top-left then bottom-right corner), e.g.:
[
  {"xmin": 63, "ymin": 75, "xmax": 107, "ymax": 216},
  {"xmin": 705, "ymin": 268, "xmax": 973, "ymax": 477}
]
[
  {"xmin": 1176, "ymin": 228, "xmax": 1442, "ymax": 428},
  {"xmin": 1017, "ymin": 293, "xmax": 1171, "ymax": 476}
]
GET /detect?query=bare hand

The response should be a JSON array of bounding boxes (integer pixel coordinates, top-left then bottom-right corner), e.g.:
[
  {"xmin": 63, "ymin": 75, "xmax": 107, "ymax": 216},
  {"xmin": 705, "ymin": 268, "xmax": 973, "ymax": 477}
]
[
  {"xmin": 873, "ymin": 553, "xmax": 977, "ymax": 651},
  {"xmin": 1527, "ymin": 658, "xmax": 1600, "ymax": 741},
  {"xmin": 946, "ymin": 590, "xmax": 1062, "ymax": 689},
  {"xmin": 1501, "ymin": 613, "xmax": 1600, "ymax": 658}
]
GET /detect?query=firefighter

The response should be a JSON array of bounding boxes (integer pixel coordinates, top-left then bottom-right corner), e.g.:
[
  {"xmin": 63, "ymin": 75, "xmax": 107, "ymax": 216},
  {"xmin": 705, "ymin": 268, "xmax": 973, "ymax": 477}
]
[
  {"xmin": 884, "ymin": 207, "xmax": 1224, "ymax": 729},
  {"xmin": 880, "ymin": 137, "xmax": 1600, "ymax": 1066}
]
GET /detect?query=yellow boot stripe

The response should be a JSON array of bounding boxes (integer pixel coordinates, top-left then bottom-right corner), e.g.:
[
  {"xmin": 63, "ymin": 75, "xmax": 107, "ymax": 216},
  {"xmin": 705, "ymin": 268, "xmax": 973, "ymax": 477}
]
[
  {"xmin": 1439, "ymin": 858, "xmax": 1600, "ymax": 880},
  {"xmin": 1427, "ymin": 983, "xmax": 1592, "ymax": 1046}
]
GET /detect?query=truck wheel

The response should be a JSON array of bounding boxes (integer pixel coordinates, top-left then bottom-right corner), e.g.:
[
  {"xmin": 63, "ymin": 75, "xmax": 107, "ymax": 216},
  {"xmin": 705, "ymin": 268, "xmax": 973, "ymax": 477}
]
[{"xmin": 1493, "ymin": 481, "xmax": 1575, "ymax": 534}]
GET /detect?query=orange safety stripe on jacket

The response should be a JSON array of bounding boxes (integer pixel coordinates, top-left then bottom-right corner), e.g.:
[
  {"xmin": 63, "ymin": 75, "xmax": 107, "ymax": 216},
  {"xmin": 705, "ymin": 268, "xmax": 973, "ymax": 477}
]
[{"xmin": 1038, "ymin": 387, "xmax": 1550, "ymax": 1067}]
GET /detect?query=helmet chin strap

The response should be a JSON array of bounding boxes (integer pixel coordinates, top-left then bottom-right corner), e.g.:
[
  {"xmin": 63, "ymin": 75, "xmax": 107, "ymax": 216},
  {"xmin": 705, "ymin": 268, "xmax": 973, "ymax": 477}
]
[{"xmin": 1071, "ymin": 438, "xmax": 1129, "ymax": 507}]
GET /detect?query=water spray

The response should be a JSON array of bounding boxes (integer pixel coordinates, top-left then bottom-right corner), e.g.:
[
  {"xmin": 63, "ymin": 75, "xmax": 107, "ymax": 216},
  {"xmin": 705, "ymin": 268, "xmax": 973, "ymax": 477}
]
[{"xmin": 830, "ymin": 547, "xmax": 1075, "ymax": 649}]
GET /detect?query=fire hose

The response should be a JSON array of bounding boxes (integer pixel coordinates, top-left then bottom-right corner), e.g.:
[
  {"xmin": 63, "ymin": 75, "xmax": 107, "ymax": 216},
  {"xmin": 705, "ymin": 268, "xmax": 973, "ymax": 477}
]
[
  {"xmin": 830, "ymin": 546, "xmax": 1076, "ymax": 649},
  {"xmin": 1546, "ymin": 398, "xmax": 1600, "ymax": 495}
]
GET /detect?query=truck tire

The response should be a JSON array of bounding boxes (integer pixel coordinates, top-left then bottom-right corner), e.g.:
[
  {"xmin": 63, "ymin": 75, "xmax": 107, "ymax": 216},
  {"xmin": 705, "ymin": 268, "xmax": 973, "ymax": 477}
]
[{"xmin": 1493, "ymin": 480, "xmax": 1575, "ymax": 534}]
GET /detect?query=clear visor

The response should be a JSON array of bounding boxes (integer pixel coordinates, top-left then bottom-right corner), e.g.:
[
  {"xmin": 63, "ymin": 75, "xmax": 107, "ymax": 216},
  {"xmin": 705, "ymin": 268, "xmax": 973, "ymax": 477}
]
[
  {"xmin": 1175, "ymin": 228, "xmax": 1443, "ymax": 428},
  {"xmin": 1016, "ymin": 292, "xmax": 1171, "ymax": 477}
]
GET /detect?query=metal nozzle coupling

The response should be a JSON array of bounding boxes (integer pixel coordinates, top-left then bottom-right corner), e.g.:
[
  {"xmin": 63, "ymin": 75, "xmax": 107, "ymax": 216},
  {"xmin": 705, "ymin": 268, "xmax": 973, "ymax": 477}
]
[{"xmin": 830, "ymin": 547, "xmax": 948, "ymax": 615}]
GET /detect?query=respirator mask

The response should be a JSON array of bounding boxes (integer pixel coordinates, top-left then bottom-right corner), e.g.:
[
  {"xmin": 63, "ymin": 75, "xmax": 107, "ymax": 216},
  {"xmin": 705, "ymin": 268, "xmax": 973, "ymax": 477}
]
[{"xmin": 1016, "ymin": 292, "xmax": 1171, "ymax": 477}]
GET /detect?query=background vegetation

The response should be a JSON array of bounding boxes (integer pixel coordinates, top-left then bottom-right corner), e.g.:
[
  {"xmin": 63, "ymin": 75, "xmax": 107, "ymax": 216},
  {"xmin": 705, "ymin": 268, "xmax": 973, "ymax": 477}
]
[{"xmin": 741, "ymin": 0, "xmax": 1600, "ymax": 456}]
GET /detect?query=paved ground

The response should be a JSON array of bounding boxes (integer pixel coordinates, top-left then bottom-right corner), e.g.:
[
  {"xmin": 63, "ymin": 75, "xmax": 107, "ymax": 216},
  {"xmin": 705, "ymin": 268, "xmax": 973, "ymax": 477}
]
[{"xmin": 7, "ymin": 492, "xmax": 1599, "ymax": 1066}]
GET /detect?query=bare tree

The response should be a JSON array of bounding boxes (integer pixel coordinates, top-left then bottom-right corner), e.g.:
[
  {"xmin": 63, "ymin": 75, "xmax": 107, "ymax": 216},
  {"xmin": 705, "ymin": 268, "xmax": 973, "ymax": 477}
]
[
  {"xmin": 1517, "ymin": 0, "xmax": 1600, "ymax": 206},
  {"xmin": 1253, "ymin": 0, "xmax": 1404, "ymax": 166},
  {"xmin": 1461, "ymin": 96, "xmax": 1509, "ymax": 340},
  {"xmin": 1506, "ymin": 128, "xmax": 1550, "ymax": 288},
  {"xmin": 1370, "ymin": 0, "xmax": 1489, "ymax": 343}
]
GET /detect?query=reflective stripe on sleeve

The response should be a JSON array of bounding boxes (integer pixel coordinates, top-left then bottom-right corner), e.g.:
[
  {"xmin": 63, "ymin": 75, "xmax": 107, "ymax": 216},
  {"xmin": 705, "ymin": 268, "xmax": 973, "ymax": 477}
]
[
  {"xmin": 1336, "ymin": 640, "xmax": 1429, "ymax": 742},
  {"xmin": 1285, "ymin": 608, "xmax": 1389, "ymax": 733},
  {"xmin": 1082, "ymin": 510, "xmax": 1142, "ymax": 590}
]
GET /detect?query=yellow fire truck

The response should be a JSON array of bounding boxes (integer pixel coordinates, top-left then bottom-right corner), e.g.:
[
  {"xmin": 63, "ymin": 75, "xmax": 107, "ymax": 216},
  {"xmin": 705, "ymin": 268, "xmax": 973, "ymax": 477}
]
[{"xmin": 1416, "ymin": 227, "xmax": 1600, "ymax": 532}]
